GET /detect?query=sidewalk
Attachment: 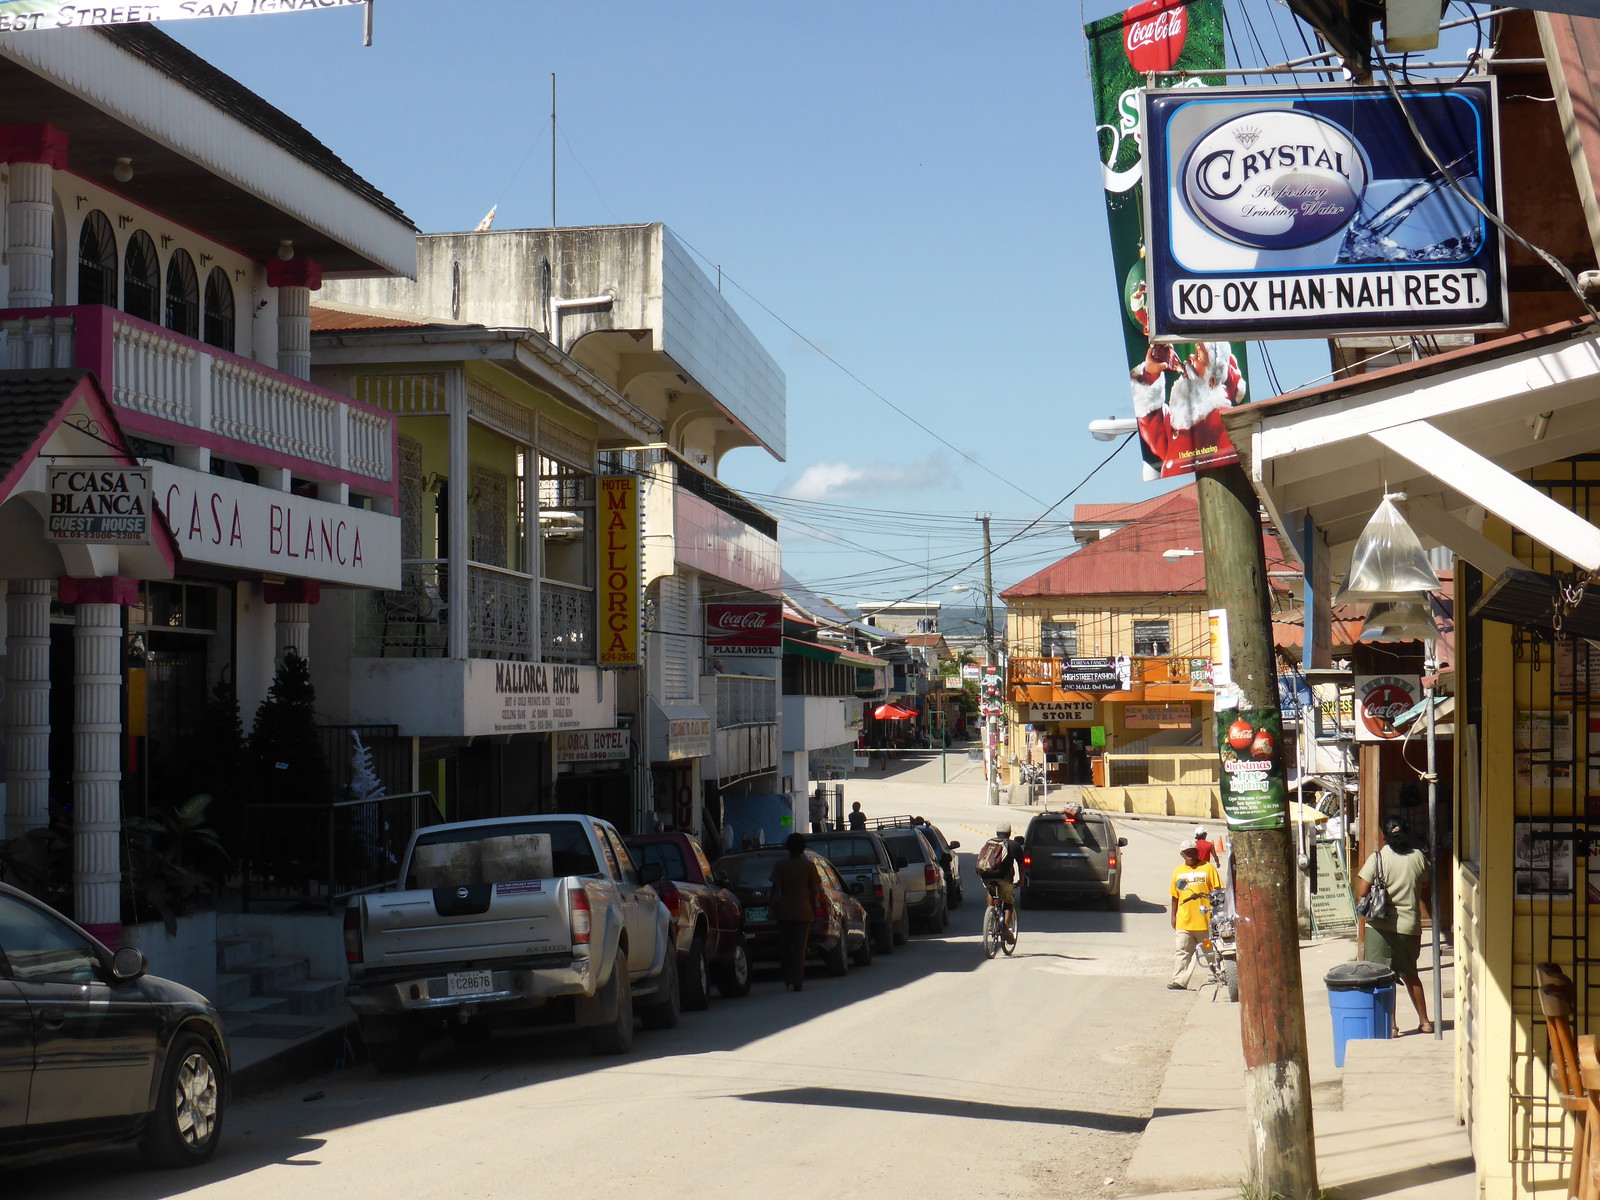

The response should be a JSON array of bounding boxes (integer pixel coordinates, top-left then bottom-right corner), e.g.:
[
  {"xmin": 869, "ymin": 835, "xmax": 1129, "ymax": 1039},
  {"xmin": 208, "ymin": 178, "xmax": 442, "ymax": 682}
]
[{"xmin": 1124, "ymin": 937, "xmax": 1472, "ymax": 1200}]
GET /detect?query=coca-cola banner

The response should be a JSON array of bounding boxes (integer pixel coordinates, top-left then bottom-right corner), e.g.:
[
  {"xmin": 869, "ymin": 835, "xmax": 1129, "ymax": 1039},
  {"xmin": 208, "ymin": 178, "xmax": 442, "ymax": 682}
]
[
  {"xmin": 1085, "ymin": 0, "xmax": 1251, "ymax": 481},
  {"xmin": 705, "ymin": 601, "xmax": 782, "ymax": 656},
  {"xmin": 1142, "ymin": 81, "xmax": 1506, "ymax": 341}
]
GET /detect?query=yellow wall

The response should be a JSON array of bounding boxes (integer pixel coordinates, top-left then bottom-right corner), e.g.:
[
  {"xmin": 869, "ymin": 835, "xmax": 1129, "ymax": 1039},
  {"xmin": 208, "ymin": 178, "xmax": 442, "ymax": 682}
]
[{"xmin": 1005, "ymin": 593, "xmax": 1213, "ymax": 660}]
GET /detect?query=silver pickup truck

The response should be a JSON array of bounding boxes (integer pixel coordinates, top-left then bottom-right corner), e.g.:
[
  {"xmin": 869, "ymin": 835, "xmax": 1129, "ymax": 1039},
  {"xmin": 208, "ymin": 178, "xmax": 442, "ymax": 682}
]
[{"xmin": 344, "ymin": 813, "xmax": 678, "ymax": 1069}]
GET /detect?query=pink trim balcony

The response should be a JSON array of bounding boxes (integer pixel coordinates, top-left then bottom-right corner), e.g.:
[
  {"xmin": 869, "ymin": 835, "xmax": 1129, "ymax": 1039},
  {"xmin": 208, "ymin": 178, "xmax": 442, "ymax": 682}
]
[{"xmin": 0, "ymin": 305, "xmax": 396, "ymax": 500}]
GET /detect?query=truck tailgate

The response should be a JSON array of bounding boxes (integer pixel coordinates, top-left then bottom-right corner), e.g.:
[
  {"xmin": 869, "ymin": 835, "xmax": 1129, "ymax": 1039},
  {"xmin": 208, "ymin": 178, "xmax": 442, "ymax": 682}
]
[{"xmin": 362, "ymin": 881, "xmax": 576, "ymax": 969}]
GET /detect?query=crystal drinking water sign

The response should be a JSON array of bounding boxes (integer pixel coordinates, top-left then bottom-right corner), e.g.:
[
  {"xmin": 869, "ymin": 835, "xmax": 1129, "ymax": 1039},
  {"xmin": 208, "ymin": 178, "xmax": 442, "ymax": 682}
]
[{"xmin": 1141, "ymin": 80, "xmax": 1506, "ymax": 340}]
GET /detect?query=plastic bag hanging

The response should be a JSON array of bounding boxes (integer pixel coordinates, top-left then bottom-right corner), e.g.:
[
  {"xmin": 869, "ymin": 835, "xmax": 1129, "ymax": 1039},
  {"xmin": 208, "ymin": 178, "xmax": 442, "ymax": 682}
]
[
  {"xmin": 1334, "ymin": 495, "xmax": 1441, "ymax": 603},
  {"xmin": 1358, "ymin": 599, "xmax": 1441, "ymax": 641}
]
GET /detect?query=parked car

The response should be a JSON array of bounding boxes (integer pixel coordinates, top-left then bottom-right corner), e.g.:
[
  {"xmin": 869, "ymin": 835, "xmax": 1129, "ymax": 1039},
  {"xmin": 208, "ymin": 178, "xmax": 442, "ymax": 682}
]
[
  {"xmin": 873, "ymin": 825, "xmax": 948, "ymax": 933},
  {"xmin": 345, "ymin": 814, "xmax": 678, "ymax": 1067},
  {"xmin": 0, "ymin": 881, "xmax": 230, "ymax": 1167},
  {"xmin": 867, "ymin": 815, "xmax": 962, "ymax": 908},
  {"xmin": 1020, "ymin": 805, "xmax": 1127, "ymax": 909},
  {"xmin": 802, "ymin": 830, "xmax": 909, "ymax": 954},
  {"xmin": 625, "ymin": 831, "xmax": 752, "ymax": 1006},
  {"xmin": 712, "ymin": 848, "xmax": 871, "ymax": 977}
]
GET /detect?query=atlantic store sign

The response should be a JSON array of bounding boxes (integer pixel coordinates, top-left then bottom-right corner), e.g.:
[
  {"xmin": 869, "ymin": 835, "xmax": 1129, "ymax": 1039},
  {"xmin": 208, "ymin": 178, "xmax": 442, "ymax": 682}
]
[
  {"xmin": 1142, "ymin": 80, "xmax": 1505, "ymax": 340},
  {"xmin": 152, "ymin": 464, "xmax": 399, "ymax": 588}
]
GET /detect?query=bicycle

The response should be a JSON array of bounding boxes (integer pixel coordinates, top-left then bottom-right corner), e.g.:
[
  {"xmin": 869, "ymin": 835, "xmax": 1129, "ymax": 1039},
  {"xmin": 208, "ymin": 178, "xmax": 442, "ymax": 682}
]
[{"xmin": 982, "ymin": 879, "xmax": 1018, "ymax": 958}]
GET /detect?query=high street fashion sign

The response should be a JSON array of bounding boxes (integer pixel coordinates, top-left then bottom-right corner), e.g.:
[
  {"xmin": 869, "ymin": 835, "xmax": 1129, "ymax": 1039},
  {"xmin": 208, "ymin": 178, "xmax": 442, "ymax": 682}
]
[
  {"xmin": 0, "ymin": 0, "xmax": 365, "ymax": 32},
  {"xmin": 1142, "ymin": 80, "xmax": 1506, "ymax": 341}
]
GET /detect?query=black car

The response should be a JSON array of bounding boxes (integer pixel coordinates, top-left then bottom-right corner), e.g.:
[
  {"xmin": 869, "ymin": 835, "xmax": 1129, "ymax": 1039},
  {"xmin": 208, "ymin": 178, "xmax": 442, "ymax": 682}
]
[
  {"xmin": 712, "ymin": 849, "xmax": 871, "ymax": 976},
  {"xmin": 0, "ymin": 882, "xmax": 230, "ymax": 1166},
  {"xmin": 1020, "ymin": 806, "xmax": 1127, "ymax": 909}
]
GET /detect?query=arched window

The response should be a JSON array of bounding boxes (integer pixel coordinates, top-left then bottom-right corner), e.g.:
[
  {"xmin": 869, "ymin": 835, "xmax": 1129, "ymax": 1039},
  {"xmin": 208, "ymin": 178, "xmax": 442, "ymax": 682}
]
[
  {"xmin": 202, "ymin": 267, "xmax": 234, "ymax": 353},
  {"xmin": 164, "ymin": 249, "xmax": 198, "ymax": 338},
  {"xmin": 77, "ymin": 211, "xmax": 116, "ymax": 306},
  {"xmin": 123, "ymin": 231, "xmax": 159, "ymax": 322}
]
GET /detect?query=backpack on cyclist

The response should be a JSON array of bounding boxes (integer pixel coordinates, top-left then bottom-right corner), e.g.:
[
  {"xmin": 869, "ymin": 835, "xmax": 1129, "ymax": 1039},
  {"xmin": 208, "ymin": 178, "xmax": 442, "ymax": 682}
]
[{"xmin": 976, "ymin": 836, "xmax": 1010, "ymax": 878}]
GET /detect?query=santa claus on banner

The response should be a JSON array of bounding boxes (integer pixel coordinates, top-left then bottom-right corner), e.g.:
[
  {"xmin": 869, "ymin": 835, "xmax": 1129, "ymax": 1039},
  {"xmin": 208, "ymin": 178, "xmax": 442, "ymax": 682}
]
[{"xmin": 1130, "ymin": 338, "xmax": 1246, "ymax": 478}]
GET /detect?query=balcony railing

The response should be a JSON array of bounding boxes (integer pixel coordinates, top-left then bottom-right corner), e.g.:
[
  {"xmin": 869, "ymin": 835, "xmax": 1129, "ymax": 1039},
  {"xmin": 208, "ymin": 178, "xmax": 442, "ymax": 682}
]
[
  {"xmin": 0, "ymin": 306, "xmax": 394, "ymax": 491},
  {"xmin": 468, "ymin": 563, "xmax": 533, "ymax": 660},
  {"xmin": 540, "ymin": 580, "xmax": 594, "ymax": 662}
]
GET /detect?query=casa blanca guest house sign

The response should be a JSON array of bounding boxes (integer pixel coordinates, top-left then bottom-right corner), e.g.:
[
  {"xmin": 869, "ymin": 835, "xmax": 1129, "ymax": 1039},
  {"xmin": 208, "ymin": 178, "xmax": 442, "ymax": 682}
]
[{"xmin": 1141, "ymin": 80, "xmax": 1506, "ymax": 340}]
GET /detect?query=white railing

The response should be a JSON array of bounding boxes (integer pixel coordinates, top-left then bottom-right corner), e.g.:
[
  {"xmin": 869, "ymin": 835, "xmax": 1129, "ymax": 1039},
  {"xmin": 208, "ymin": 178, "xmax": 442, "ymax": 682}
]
[
  {"xmin": 211, "ymin": 354, "xmax": 340, "ymax": 467},
  {"xmin": 0, "ymin": 308, "xmax": 393, "ymax": 485},
  {"xmin": 540, "ymin": 580, "xmax": 593, "ymax": 662},
  {"xmin": 111, "ymin": 317, "xmax": 198, "ymax": 426},
  {"xmin": 469, "ymin": 563, "xmax": 533, "ymax": 660}
]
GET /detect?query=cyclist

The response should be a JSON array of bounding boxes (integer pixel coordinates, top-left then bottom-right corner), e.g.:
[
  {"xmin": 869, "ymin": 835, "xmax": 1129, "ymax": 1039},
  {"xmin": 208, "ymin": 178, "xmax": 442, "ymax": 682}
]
[{"xmin": 977, "ymin": 822, "xmax": 1022, "ymax": 941}]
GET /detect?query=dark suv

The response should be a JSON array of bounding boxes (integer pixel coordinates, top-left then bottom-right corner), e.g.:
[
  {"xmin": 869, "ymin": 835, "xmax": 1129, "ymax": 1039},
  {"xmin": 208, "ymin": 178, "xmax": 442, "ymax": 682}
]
[
  {"xmin": 803, "ymin": 831, "xmax": 909, "ymax": 954},
  {"xmin": 1020, "ymin": 807, "xmax": 1127, "ymax": 909}
]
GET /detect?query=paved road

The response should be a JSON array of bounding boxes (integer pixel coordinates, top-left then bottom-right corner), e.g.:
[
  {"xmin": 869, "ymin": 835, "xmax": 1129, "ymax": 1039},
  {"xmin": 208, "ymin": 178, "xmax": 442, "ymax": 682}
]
[{"xmin": 11, "ymin": 752, "xmax": 1205, "ymax": 1200}]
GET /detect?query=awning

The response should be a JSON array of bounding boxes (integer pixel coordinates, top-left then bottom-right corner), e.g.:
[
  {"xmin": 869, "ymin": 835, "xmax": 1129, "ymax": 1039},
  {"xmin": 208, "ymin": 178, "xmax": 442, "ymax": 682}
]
[
  {"xmin": 836, "ymin": 648, "xmax": 886, "ymax": 668},
  {"xmin": 784, "ymin": 637, "xmax": 841, "ymax": 663},
  {"xmin": 647, "ymin": 701, "xmax": 713, "ymax": 761},
  {"xmin": 873, "ymin": 703, "xmax": 917, "ymax": 720}
]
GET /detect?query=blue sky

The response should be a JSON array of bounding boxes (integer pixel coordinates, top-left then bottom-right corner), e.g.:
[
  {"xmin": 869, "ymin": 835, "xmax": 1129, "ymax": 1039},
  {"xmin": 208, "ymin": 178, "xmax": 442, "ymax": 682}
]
[{"xmin": 167, "ymin": 0, "xmax": 1345, "ymax": 617}]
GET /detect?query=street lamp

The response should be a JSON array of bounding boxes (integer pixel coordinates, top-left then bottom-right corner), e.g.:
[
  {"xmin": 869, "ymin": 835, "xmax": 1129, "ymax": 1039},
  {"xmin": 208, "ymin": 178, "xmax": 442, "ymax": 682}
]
[{"xmin": 1089, "ymin": 416, "xmax": 1138, "ymax": 442}]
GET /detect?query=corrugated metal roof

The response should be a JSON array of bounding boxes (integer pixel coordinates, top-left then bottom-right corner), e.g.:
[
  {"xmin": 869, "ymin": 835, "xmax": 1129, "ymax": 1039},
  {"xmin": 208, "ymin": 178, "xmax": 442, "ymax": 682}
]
[
  {"xmin": 310, "ymin": 306, "xmax": 432, "ymax": 332},
  {"xmin": 1003, "ymin": 487, "xmax": 1293, "ymax": 598}
]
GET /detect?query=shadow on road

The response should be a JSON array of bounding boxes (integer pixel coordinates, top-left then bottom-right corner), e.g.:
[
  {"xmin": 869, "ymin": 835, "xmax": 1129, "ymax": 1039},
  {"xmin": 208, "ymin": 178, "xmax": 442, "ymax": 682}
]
[
  {"xmin": 735, "ymin": 1084, "xmax": 1153, "ymax": 1131},
  {"xmin": 3, "ymin": 845, "xmax": 1174, "ymax": 1198}
]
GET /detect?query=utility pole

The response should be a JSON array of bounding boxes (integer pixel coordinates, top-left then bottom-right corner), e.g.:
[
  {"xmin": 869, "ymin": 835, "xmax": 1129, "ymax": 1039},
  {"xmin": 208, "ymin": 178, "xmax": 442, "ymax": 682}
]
[
  {"xmin": 1196, "ymin": 464, "xmax": 1318, "ymax": 1200},
  {"xmin": 978, "ymin": 513, "xmax": 1000, "ymax": 806}
]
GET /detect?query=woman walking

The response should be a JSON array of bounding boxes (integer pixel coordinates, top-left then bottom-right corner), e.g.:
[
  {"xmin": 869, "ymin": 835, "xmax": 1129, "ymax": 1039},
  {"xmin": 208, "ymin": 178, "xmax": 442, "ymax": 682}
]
[{"xmin": 1356, "ymin": 815, "xmax": 1434, "ymax": 1036}]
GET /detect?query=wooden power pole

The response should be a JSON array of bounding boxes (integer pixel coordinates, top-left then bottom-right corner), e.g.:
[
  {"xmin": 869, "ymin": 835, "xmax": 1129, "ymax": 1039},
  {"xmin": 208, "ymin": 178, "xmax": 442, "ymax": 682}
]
[{"xmin": 1197, "ymin": 463, "xmax": 1319, "ymax": 1200}]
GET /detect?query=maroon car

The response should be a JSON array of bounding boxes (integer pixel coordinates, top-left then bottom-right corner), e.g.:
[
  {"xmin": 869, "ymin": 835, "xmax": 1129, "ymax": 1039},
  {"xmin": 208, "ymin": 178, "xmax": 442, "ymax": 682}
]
[
  {"xmin": 711, "ymin": 848, "xmax": 872, "ymax": 979},
  {"xmin": 626, "ymin": 832, "xmax": 751, "ymax": 1007}
]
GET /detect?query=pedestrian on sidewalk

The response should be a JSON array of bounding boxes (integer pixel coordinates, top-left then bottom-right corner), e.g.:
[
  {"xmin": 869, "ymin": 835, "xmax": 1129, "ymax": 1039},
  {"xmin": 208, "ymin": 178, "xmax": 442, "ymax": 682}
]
[
  {"xmin": 769, "ymin": 834, "xmax": 824, "ymax": 992},
  {"xmin": 848, "ymin": 801, "xmax": 867, "ymax": 830},
  {"xmin": 1192, "ymin": 826, "xmax": 1220, "ymax": 865},
  {"xmin": 1356, "ymin": 815, "xmax": 1434, "ymax": 1035},
  {"xmin": 1169, "ymin": 840, "xmax": 1221, "ymax": 990}
]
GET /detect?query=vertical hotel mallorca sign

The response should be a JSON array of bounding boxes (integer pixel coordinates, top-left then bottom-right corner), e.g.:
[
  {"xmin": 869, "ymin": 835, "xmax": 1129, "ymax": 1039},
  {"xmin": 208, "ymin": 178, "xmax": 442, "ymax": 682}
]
[{"xmin": 598, "ymin": 475, "xmax": 640, "ymax": 667}]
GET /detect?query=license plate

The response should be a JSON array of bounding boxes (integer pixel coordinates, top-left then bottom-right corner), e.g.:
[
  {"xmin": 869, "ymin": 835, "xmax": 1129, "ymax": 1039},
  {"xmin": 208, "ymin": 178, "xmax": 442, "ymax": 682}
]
[
  {"xmin": 745, "ymin": 906, "xmax": 769, "ymax": 922},
  {"xmin": 446, "ymin": 969, "xmax": 494, "ymax": 996}
]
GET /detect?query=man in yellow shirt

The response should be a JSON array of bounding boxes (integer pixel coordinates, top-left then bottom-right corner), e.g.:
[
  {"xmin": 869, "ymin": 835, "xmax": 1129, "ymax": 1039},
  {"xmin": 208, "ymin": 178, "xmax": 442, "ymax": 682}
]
[{"xmin": 1169, "ymin": 839, "xmax": 1222, "ymax": 990}]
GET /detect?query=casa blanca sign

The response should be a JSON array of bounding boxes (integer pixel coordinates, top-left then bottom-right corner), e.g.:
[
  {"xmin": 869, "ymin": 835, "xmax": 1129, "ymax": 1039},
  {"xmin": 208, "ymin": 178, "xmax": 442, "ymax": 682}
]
[
  {"xmin": 47, "ymin": 465, "xmax": 150, "ymax": 544},
  {"xmin": 1141, "ymin": 80, "xmax": 1506, "ymax": 340},
  {"xmin": 151, "ymin": 464, "xmax": 399, "ymax": 588}
]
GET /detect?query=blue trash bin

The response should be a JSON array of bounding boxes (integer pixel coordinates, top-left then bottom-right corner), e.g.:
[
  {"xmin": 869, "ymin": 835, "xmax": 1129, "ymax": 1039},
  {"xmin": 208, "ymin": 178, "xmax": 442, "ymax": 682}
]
[{"xmin": 1325, "ymin": 961, "xmax": 1397, "ymax": 1067}]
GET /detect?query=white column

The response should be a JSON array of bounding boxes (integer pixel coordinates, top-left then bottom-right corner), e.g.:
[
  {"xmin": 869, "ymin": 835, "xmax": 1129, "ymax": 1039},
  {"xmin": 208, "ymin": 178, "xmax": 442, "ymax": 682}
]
[
  {"xmin": 72, "ymin": 603, "xmax": 123, "ymax": 932},
  {"xmin": 7, "ymin": 160, "xmax": 53, "ymax": 308},
  {"xmin": 276, "ymin": 602, "xmax": 310, "ymax": 666},
  {"xmin": 276, "ymin": 284, "xmax": 311, "ymax": 380},
  {"xmin": 5, "ymin": 579, "xmax": 50, "ymax": 839}
]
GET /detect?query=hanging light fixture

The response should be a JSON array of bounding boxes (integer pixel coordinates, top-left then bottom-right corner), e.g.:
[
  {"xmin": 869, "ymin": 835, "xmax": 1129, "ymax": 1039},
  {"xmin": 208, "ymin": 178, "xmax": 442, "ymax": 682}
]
[
  {"xmin": 1334, "ymin": 493, "xmax": 1441, "ymax": 603},
  {"xmin": 1359, "ymin": 598, "xmax": 1441, "ymax": 642}
]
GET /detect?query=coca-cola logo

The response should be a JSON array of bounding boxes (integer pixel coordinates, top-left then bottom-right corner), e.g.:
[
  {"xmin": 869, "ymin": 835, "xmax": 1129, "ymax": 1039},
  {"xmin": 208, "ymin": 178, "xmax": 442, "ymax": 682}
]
[
  {"xmin": 1123, "ymin": 0, "xmax": 1187, "ymax": 73},
  {"xmin": 713, "ymin": 611, "xmax": 774, "ymax": 630},
  {"xmin": 1360, "ymin": 684, "xmax": 1413, "ymax": 739}
]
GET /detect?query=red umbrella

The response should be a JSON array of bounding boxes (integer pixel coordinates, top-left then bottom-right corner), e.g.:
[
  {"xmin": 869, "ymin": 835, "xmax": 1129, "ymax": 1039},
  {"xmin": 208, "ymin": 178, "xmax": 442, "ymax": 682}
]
[{"xmin": 873, "ymin": 703, "xmax": 917, "ymax": 720}]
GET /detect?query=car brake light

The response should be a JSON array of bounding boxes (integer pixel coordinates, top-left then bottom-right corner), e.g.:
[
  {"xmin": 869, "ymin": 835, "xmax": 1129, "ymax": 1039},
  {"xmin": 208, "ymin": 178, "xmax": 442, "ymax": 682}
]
[
  {"xmin": 657, "ymin": 879, "xmax": 680, "ymax": 919},
  {"xmin": 1022, "ymin": 854, "xmax": 1032, "ymax": 868},
  {"xmin": 1108, "ymin": 855, "xmax": 1118, "ymax": 869},
  {"xmin": 924, "ymin": 865, "xmax": 940, "ymax": 887},
  {"xmin": 343, "ymin": 905, "xmax": 361, "ymax": 964},
  {"xmin": 873, "ymin": 881, "xmax": 884, "ymax": 897},
  {"xmin": 571, "ymin": 888, "xmax": 592, "ymax": 945}
]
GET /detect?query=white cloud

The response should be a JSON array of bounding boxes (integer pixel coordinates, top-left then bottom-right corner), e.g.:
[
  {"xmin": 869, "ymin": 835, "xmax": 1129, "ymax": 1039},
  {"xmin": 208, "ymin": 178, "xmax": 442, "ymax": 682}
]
[{"xmin": 780, "ymin": 454, "xmax": 947, "ymax": 501}]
